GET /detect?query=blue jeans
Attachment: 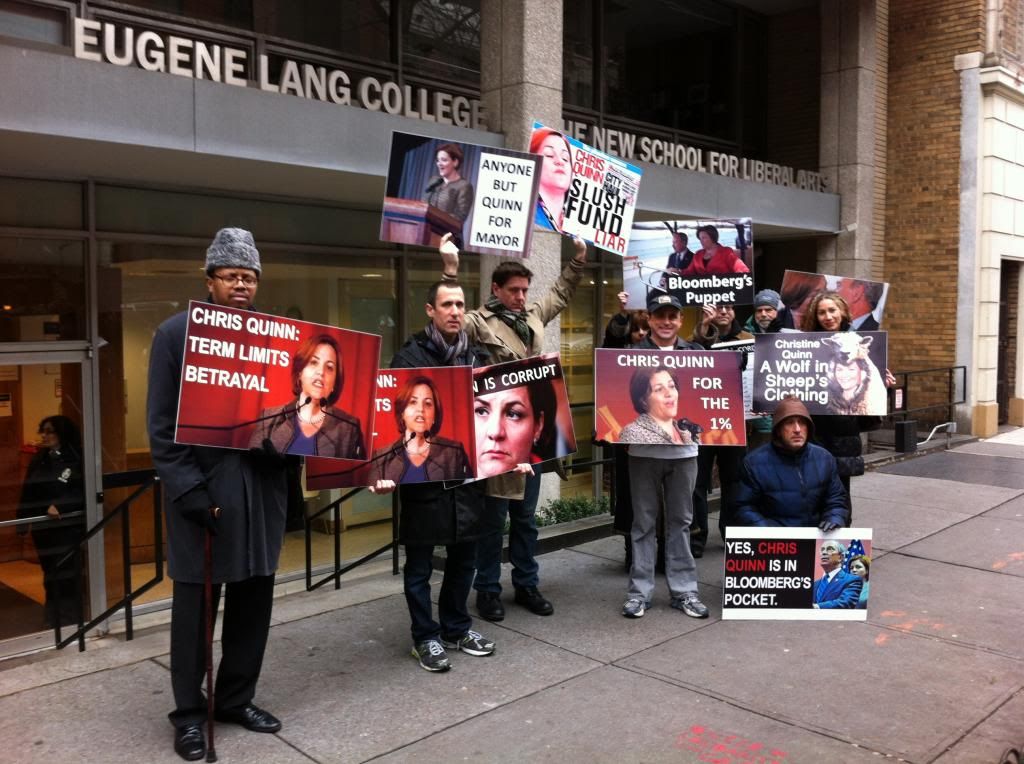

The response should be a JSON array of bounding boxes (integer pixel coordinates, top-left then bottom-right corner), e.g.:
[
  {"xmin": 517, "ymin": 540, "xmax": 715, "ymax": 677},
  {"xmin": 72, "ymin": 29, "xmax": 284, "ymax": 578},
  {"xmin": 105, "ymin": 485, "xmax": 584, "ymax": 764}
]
[
  {"xmin": 473, "ymin": 471, "xmax": 542, "ymax": 594},
  {"xmin": 403, "ymin": 541, "xmax": 476, "ymax": 644}
]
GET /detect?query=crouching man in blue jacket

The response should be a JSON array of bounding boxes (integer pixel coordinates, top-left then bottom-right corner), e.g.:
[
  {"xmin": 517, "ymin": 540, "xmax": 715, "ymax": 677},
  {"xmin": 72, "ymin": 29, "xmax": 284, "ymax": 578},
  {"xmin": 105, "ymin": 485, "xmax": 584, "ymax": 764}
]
[{"xmin": 733, "ymin": 396, "xmax": 849, "ymax": 531}]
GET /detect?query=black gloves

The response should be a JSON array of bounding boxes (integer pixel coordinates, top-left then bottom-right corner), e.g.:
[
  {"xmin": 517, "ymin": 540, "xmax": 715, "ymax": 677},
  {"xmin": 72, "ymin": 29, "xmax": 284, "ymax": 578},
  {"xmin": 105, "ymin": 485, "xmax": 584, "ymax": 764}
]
[
  {"xmin": 818, "ymin": 520, "xmax": 840, "ymax": 532},
  {"xmin": 249, "ymin": 437, "xmax": 287, "ymax": 467},
  {"xmin": 182, "ymin": 505, "xmax": 219, "ymax": 535}
]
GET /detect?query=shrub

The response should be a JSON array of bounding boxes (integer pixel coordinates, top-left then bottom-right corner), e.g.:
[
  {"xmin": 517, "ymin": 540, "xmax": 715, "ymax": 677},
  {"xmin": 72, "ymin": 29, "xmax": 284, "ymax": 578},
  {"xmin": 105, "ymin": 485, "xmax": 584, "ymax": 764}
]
[{"xmin": 535, "ymin": 495, "xmax": 610, "ymax": 528}]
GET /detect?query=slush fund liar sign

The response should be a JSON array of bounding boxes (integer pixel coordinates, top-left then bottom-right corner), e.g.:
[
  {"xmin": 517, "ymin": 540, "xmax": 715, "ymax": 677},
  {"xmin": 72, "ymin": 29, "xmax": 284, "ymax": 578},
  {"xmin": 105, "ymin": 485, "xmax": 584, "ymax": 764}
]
[{"xmin": 73, "ymin": 18, "xmax": 485, "ymax": 129}]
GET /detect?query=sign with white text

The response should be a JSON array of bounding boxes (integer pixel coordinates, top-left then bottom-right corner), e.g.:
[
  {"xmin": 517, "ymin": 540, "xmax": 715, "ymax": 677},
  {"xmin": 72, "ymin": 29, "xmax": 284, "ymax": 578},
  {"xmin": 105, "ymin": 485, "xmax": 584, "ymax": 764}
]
[
  {"xmin": 175, "ymin": 301, "xmax": 380, "ymax": 460},
  {"xmin": 753, "ymin": 332, "xmax": 888, "ymax": 415},
  {"xmin": 723, "ymin": 527, "xmax": 873, "ymax": 619},
  {"xmin": 530, "ymin": 122, "xmax": 642, "ymax": 255},
  {"xmin": 594, "ymin": 348, "xmax": 745, "ymax": 446},
  {"xmin": 381, "ymin": 131, "xmax": 542, "ymax": 257}
]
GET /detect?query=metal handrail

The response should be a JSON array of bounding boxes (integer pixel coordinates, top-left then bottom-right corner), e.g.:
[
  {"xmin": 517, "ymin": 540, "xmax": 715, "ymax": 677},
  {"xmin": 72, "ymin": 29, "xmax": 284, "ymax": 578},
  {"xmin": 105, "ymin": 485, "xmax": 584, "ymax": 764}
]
[
  {"xmin": 53, "ymin": 469, "xmax": 164, "ymax": 651},
  {"xmin": 304, "ymin": 487, "xmax": 399, "ymax": 593},
  {"xmin": 0, "ymin": 512, "xmax": 84, "ymax": 529},
  {"xmin": 888, "ymin": 366, "xmax": 966, "ymax": 420}
]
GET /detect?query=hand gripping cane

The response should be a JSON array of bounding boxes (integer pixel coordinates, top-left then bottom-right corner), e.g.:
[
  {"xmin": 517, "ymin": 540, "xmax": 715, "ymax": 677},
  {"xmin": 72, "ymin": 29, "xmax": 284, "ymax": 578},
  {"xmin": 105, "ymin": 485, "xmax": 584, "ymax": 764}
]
[{"xmin": 204, "ymin": 527, "xmax": 218, "ymax": 763}]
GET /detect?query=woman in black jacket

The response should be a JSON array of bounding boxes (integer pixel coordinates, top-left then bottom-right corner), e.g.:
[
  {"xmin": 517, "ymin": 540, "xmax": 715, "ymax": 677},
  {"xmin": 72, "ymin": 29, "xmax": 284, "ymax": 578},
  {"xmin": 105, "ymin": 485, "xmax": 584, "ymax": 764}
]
[
  {"xmin": 800, "ymin": 292, "xmax": 894, "ymax": 512},
  {"xmin": 16, "ymin": 415, "xmax": 86, "ymax": 627}
]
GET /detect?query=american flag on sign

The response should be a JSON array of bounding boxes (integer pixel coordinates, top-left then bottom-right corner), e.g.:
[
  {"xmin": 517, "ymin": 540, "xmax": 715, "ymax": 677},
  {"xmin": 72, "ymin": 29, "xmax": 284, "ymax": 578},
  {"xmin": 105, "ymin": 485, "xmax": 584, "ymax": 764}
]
[{"xmin": 843, "ymin": 539, "xmax": 866, "ymax": 571}]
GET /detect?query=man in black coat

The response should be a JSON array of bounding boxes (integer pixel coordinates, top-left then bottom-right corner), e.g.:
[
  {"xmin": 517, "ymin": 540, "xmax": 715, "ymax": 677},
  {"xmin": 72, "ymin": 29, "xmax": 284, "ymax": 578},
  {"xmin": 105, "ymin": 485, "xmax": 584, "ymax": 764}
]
[
  {"xmin": 371, "ymin": 276, "xmax": 496, "ymax": 672},
  {"xmin": 147, "ymin": 228, "xmax": 288, "ymax": 761}
]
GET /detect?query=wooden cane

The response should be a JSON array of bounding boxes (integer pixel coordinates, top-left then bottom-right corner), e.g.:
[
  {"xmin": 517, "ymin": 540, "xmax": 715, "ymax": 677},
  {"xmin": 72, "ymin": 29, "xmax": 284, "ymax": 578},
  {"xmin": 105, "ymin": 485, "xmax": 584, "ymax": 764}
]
[{"xmin": 204, "ymin": 527, "xmax": 217, "ymax": 762}]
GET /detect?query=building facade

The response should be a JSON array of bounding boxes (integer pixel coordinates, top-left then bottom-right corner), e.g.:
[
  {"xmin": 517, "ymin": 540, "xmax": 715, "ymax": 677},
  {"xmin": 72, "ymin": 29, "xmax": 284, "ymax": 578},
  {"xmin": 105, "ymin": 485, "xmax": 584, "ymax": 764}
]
[{"xmin": 1, "ymin": 0, "xmax": 1015, "ymax": 648}]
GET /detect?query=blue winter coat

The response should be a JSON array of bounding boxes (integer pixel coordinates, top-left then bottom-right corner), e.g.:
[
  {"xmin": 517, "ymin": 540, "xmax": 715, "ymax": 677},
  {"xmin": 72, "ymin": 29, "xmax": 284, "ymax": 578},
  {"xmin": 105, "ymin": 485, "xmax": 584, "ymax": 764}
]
[{"xmin": 733, "ymin": 441, "xmax": 849, "ymax": 528}]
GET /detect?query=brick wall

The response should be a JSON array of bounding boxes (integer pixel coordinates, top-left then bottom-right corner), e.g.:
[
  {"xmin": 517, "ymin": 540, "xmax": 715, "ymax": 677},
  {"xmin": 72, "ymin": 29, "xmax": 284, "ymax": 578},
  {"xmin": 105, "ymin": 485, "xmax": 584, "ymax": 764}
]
[
  {"xmin": 885, "ymin": 0, "xmax": 985, "ymax": 371},
  {"xmin": 998, "ymin": 0, "xmax": 1024, "ymax": 72}
]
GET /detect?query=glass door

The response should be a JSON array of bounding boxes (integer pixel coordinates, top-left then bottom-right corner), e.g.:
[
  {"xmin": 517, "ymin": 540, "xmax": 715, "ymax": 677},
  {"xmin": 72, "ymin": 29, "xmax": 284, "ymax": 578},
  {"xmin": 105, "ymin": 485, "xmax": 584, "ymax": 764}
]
[{"xmin": 0, "ymin": 351, "xmax": 100, "ymax": 651}]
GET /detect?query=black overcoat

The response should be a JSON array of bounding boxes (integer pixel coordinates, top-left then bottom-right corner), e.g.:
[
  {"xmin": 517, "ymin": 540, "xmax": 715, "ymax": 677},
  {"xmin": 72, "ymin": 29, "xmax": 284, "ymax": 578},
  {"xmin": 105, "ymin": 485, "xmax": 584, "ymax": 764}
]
[
  {"xmin": 391, "ymin": 330, "xmax": 489, "ymax": 547},
  {"xmin": 147, "ymin": 308, "xmax": 288, "ymax": 584}
]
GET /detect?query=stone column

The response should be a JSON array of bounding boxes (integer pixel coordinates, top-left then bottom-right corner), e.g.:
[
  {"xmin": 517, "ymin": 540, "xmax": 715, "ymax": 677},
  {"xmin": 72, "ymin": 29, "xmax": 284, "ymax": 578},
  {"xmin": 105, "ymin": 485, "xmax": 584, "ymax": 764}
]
[
  {"xmin": 480, "ymin": 0, "xmax": 566, "ymax": 510},
  {"xmin": 818, "ymin": 0, "xmax": 877, "ymax": 278}
]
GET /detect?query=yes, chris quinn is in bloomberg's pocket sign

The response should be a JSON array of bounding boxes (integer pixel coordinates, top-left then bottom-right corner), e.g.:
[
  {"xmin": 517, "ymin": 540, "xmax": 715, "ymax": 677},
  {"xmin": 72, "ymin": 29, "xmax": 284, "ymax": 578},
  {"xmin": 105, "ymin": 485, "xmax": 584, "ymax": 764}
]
[{"xmin": 722, "ymin": 527, "xmax": 872, "ymax": 620}]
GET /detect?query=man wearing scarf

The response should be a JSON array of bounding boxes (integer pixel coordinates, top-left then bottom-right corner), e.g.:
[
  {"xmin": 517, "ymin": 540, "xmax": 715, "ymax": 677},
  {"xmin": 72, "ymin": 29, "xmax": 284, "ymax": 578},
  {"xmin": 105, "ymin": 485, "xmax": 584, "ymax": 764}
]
[
  {"xmin": 378, "ymin": 278, "xmax": 494, "ymax": 671},
  {"xmin": 439, "ymin": 233, "xmax": 589, "ymax": 622}
]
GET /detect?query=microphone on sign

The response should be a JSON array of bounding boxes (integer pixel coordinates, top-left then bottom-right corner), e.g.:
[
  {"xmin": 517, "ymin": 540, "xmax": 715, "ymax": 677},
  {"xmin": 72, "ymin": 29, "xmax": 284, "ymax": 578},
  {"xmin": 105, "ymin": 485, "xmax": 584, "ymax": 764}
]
[{"xmin": 177, "ymin": 396, "xmax": 315, "ymax": 432}]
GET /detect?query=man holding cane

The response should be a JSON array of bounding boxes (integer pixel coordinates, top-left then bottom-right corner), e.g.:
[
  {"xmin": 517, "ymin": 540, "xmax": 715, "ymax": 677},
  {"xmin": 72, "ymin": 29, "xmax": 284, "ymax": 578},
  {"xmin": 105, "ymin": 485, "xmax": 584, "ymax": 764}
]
[{"xmin": 147, "ymin": 228, "xmax": 288, "ymax": 761}]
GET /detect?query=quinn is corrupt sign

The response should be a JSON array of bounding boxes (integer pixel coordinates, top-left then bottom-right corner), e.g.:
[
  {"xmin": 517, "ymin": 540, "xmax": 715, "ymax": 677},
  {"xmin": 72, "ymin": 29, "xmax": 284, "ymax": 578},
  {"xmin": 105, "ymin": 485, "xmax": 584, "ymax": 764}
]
[
  {"xmin": 472, "ymin": 353, "xmax": 576, "ymax": 478},
  {"xmin": 175, "ymin": 301, "xmax": 380, "ymax": 460}
]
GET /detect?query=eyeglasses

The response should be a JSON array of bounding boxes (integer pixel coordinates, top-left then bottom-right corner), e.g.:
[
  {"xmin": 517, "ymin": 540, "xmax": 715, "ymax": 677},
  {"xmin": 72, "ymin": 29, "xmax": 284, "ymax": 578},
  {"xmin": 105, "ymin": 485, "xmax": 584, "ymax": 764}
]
[
  {"xmin": 39, "ymin": 427, "xmax": 55, "ymax": 435},
  {"xmin": 212, "ymin": 273, "xmax": 258, "ymax": 287}
]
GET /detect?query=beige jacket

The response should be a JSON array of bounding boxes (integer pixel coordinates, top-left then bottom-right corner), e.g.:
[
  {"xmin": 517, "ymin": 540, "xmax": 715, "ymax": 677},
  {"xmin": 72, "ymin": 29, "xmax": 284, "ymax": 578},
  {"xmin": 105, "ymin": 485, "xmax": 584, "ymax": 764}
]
[{"xmin": 465, "ymin": 257, "xmax": 585, "ymax": 497}]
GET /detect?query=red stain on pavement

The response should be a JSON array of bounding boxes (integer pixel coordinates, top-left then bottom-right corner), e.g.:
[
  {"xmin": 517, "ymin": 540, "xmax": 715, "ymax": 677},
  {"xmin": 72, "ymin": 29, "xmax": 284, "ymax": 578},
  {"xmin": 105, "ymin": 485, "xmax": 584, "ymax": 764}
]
[
  {"xmin": 676, "ymin": 725, "xmax": 788, "ymax": 763},
  {"xmin": 991, "ymin": 551, "xmax": 1024, "ymax": 570},
  {"xmin": 875, "ymin": 633, "xmax": 890, "ymax": 646},
  {"xmin": 878, "ymin": 611, "xmax": 950, "ymax": 637}
]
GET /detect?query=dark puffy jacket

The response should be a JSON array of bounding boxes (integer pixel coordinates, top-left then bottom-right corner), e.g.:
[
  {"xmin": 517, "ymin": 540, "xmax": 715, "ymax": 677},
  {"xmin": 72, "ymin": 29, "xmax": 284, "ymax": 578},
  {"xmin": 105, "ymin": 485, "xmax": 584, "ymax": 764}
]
[
  {"xmin": 812, "ymin": 415, "xmax": 865, "ymax": 478},
  {"xmin": 734, "ymin": 441, "xmax": 849, "ymax": 528},
  {"xmin": 391, "ymin": 329, "xmax": 489, "ymax": 547}
]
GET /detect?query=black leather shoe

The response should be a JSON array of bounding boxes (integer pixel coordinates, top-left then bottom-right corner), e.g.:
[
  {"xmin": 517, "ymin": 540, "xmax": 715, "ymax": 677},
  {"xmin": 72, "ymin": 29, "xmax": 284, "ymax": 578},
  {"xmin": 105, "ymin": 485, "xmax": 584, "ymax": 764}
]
[
  {"xmin": 476, "ymin": 591, "xmax": 505, "ymax": 622},
  {"xmin": 514, "ymin": 586, "xmax": 554, "ymax": 616},
  {"xmin": 173, "ymin": 723, "xmax": 205, "ymax": 761},
  {"xmin": 215, "ymin": 703, "xmax": 282, "ymax": 733}
]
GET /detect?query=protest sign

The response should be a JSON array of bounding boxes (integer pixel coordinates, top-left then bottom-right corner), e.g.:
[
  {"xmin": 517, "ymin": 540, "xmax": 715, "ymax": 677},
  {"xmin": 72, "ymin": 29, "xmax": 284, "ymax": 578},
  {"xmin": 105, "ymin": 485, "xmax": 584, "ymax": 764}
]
[
  {"xmin": 472, "ymin": 353, "xmax": 576, "ymax": 478},
  {"xmin": 623, "ymin": 219, "xmax": 754, "ymax": 308},
  {"xmin": 780, "ymin": 270, "xmax": 889, "ymax": 330},
  {"xmin": 722, "ymin": 527, "xmax": 873, "ymax": 619},
  {"xmin": 753, "ymin": 331, "xmax": 888, "ymax": 416},
  {"xmin": 175, "ymin": 301, "xmax": 380, "ymax": 460},
  {"xmin": 380, "ymin": 131, "xmax": 542, "ymax": 257},
  {"xmin": 305, "ymin": 366, "xmax": 476, "ymax": 488},
  {"xmin": 594, "ymin": 348, "xmax": 746, "ymax": 446},
  {"xmin": 530, "ymin": 122, "xmax": 642, "ymax": 255},
  {"xmin": 712, "ymin": 338, "xmax": 758, "ymax": 420}
]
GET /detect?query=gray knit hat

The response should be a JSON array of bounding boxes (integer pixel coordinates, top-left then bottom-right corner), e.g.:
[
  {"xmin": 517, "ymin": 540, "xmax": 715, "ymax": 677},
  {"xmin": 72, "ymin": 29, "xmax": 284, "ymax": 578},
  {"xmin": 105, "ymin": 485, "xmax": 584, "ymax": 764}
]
[
  {"xmin": 206, "ymin": 227, "xmax": 260, "ymax": 275},
  {"xmin": 753, "ymin": 288, "xmax": 780, "ymax": 309}
]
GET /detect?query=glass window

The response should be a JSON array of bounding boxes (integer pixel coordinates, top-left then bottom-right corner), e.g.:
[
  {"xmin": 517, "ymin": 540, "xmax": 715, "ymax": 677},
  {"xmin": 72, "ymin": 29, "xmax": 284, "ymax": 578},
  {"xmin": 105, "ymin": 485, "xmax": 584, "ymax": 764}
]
[
  {"xmin": 0, "ymin": 238, "xmax": 87, "ymax": 342},
  {"xmin": 402, "ymin": 0, "xmax": 480, "ymax": 83},
  {"xmin": 0, "ymin": 0, "xmax": 66, "ymax": 45},
  {"xmin": 0, "ymin": 361, "xmax": 90, "ymax": 636},
  {"xmin": 95, "ymin": 185, "xmax": 384, "ymax": 249},
  {"xmin": 256, "ymin": 0, "xmax": 390, "ymax": 59},
  {"xmin": 560, "ymin": 267, "xmax": 596, "ymax": 407},
  {"xmin": 563, "ymin": 0, "xmax": 594, "ymax": 109},
  {"xmin": 113, "ymin": 1, "xmax": 254, "ymax": 30},
  {"xmin": 103, "ymin": 238, "xmax": 400, "ymax": 577},
  {"xmin": 602, "ymin": 0, "xmax": 738, "ymax": 138},
  {"xmin": 0, "ymin": 178, "xmax": 83, "ymax": 229}
]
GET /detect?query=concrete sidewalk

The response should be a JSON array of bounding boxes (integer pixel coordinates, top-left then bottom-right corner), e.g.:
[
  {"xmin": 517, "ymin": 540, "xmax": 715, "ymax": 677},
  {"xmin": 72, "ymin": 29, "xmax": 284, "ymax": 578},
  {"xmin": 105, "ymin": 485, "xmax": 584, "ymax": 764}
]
[{"xmin": 2, "ymin": 440, "xmax": 1024, "ymax": 763}]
